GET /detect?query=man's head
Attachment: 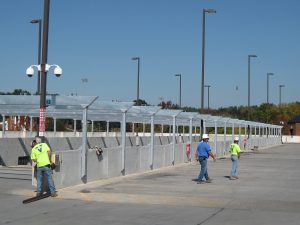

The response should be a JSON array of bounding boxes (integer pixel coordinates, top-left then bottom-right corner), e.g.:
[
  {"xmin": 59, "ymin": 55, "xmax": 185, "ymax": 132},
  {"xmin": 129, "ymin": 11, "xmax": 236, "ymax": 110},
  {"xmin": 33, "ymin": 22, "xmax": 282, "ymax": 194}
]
[
  {"xmin": 234, "ymin": 137, "xmax": 239, "ymax": 143},
  {"xmin": 31, "ymin": 140, "xmax": 37, "ymax": 148},
  {"xmin": 35, "ymin": 136, "xmax": 42, "ymax": 144},
  {"xmin": 202, "ymin": 134, "xmax": 209, "ymax": 141}
]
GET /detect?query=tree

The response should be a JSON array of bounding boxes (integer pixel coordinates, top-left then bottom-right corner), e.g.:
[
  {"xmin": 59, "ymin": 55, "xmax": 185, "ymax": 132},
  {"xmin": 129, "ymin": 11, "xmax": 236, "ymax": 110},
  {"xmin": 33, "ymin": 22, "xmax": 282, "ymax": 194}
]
[
  {"xmin": 0, "ymin": 89, "xmax": 31, "ymax": 95},
  {"xmin": 158, "ymin": 100, "xmax": 179, "ymax": 109},
  {"xmin": 134, "ymin": 99, "xmax": 148, "ymax": 106}
]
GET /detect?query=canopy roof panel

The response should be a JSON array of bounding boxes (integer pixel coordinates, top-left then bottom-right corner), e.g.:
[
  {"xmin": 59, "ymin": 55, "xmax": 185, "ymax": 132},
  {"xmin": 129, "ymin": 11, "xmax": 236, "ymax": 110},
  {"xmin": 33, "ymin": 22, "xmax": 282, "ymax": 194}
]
[{"xmin": 0, "ymin": 95, "xmax": 281, "ymax": 128}]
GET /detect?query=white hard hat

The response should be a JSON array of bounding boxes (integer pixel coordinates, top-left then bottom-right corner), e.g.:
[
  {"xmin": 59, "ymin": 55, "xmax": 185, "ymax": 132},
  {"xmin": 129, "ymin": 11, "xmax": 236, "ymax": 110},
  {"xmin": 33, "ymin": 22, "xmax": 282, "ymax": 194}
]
[
  {"xmin": 35, "ymin": 136, "xmax": 42, "ymax": 143},
  {"xmin": 234, "ymin": 137, "xmax": 239, "ymax": 142},
  {"xmin": 202, "ymin": 134, "xmax": 209, "ymax": 139}
]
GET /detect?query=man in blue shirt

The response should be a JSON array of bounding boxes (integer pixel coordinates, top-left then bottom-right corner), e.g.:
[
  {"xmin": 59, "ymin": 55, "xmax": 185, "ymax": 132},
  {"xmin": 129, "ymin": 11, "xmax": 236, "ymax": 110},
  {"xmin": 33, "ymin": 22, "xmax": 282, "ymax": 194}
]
[{"xmin": 196, "ymin": 134, "xmax": 216, "ymax": 184}]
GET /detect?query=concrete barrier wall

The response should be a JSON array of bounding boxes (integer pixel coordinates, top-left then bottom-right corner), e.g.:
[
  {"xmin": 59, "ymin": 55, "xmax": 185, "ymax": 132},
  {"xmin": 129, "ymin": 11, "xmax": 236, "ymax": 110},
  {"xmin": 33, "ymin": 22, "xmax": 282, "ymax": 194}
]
[
  {"xmin": 0, "ymin": 135, "xmax": 281, "ymax": 167},
  {"xmin": 53, "ymin": 139, "xmax": 239, "ymax": 189},
  {"xmin": 53, "ymin": 143, "xmax": 191, "ymax": 188},
  {"xmin": 0, "ymin": 134, "xmax": 282, "ymax": 189},
  {"xmin": 85, "ymin": 147, "xmax": 123, "ymax": 181},
  {"xmin": 139, "ymin": 146, "xmax": 150, "ymax": 172},
  {"xmin": 107, "ymin": 147, "xmax": 123, "ymax": 178},
  {"xmin": 282, "ymin": 135, "xmax": 300, "ymax": 143},
  {"xmin": 125, "ymin": 147, "xmax": 140, "ymax": 175},
  {"xmin": 0, "ymin": 138, "xmax": 33, "ymax": 166},
  {"xmin": 54, "ymin": 150, "xmax": 81, "ymax": 188}
]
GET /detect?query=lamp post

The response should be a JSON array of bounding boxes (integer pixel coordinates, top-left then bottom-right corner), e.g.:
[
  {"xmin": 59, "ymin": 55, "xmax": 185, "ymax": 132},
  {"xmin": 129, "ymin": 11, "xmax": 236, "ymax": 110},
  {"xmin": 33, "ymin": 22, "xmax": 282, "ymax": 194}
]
[
  {"xmin": 175, "ymin": 74, "xmax": 182, "ymax": 108},
  {"xmin": 266, "ymin": 72, "xmax": 274, "ymax": 123},
  {"xmin": 267, "ymin": 72, "xmax": 274, "ymax": 104},
  {"xmin": 204, "ymin": 85, "xmax": 211, "ymax": 109},
  {"xmin": 201, "ymin": 8, "xmax": 216, "ymax": 139},
  {"xmin": 26, "ymin": 63, "xmax": 62, "ymax": 136},
  {"xmin": 247, "ymin": 54, "xmax": 257, "ymax": 120},
  {"xmin": 26, "ymin": 0, "xmax": 62, "ymax": 139},
  {"xmin": 30, "ymin": 19, "xmax": 42, "ymax": 95},
  {"xmin": 39, "ymin": 0, "xmax": 50, "ymax": 139},
  {"xmin": 279, "ymin": 84, "xmax": 285, "ymax": 105},
  {"xmin": 132, "ymin": 57, "xmax": 140, "ymax": 105},
  {"xmin": 201, "ymin": 8, "xmax": 216, "ymax": 112}
]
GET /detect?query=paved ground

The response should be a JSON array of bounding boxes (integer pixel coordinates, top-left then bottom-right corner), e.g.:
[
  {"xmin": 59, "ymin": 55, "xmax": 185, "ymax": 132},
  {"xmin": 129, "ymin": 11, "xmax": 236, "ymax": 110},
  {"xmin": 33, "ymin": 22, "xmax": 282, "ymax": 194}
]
[{"xmin": 1, "ymin": 143, "xmax": 300, "ymax": 225}]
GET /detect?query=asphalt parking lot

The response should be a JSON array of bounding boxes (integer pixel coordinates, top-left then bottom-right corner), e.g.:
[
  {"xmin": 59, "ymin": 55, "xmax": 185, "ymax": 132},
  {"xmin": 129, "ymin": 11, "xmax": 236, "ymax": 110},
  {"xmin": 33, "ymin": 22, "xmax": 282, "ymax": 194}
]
[{"xmin": 1, "ymin": 143, "xmax": 300, "ymax": 225}]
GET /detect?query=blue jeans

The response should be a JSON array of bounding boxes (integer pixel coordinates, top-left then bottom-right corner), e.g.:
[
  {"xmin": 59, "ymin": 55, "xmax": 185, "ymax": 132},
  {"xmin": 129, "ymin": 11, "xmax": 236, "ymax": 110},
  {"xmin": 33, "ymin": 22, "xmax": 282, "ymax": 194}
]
[
  {"xmin": 231, "ymin": 156, "xmax": 238, "ymax": 177},
  {"xmin": 198, "ymin": 156, "xmax": 209, "ymax": 181},
  {"xmin": 36, "ymin": 166, "xmax": 56, "ymax": 194}
]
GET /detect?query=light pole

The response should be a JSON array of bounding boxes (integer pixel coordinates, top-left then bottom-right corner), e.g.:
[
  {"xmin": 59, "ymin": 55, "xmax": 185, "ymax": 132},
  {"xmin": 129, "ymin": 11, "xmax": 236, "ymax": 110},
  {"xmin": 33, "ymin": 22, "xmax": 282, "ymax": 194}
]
[
  {"xmin": 201, "ymin": 8, "xmax": 216, "ymax": 139},
  {"xmin": 30, "ymin": 19, "xmax": 42, "ymax": 95},
  {"xmin": 247, "ymin": 54, "xmax": 257, "ymax": 120},
  {"xmin": 175, "ymin": 74, "xmax": 182, "ymax": 108},
  {"xmin": 201, "ymin": 8, "xmax": 216, "ymax": 112},
  {"xmin": 26, "ymin": 67, "xmax": 62, "ymax": 134},
  {"xmin": 26, "ymin": 0, "xmax": 62, "ymax": 139},
  {"xmin": 132, "ymin": 57, "xmax": 140, "ymax": 105},
  {"xmin": 279, "ymin": 84, "xmax": 285, "ymax": 105},
  {"xmin": 267, "ymin": 72, "xmax": 274, "ymax": 104},
  {"xmin": 204, "ymin": 85, "xmax": 211, "ymax": 109},
  {"xmin": 40, "ymin": 0, "xmax": 50, "ymax": 139}
]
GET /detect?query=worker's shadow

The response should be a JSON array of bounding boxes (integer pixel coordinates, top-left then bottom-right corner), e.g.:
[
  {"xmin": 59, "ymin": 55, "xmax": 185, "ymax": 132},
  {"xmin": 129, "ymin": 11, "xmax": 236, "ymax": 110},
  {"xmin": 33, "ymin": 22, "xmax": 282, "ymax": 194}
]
[{"xmin": 192, "ymin": 176, "xmax": 232, "ymax": 182}]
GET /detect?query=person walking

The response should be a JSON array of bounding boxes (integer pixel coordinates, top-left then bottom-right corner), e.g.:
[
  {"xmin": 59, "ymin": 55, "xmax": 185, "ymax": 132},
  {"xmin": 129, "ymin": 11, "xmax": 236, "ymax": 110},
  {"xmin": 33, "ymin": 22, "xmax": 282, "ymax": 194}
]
[
  {"xmin": 31, "ymin": 137, "xmax": 57, "ymax": 197},
  {"xmin": 196, "ymin": 134, "xmax": 216, "ymax": 184},
  {"xmin": 229, "ymin": 137, "xmax": 241, "ymax": 180}
]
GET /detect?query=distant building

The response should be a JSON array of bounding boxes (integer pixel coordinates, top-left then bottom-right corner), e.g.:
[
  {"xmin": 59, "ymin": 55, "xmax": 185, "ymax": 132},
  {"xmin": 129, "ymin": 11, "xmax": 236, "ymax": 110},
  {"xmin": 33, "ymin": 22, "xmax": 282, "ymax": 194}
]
[
  {"xmin": 288, "ymin": 115, "xmax": 300, "ymax": 136},
  {"xmin": 0, "ymin": 121, "xmax": 8, "ymax": 130},
  {"xmin": 1, "ymin": 116, "xmax": 33, "ymax": 131}
]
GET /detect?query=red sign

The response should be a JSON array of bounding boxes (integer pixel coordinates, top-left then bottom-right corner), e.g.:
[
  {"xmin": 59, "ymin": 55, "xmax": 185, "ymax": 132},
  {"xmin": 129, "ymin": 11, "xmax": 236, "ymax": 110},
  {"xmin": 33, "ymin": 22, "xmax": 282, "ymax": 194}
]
[{"xmin": 39, "ymin": 107, "xmax": 46, "ymax": 136}]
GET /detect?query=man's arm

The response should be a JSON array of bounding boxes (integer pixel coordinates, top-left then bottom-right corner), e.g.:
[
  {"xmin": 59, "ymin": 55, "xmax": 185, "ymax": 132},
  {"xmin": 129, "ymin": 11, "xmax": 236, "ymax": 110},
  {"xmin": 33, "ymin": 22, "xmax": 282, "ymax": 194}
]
[
  {"xmin": 237, "ymin": 145, "xmax": 241, "ymax": 159},
  {"xmin": 195, "ymin": 152, "xmax": 199, "ymax": 161},
  {"xmin": 31, "ymin": 149, "xmax": 37, "ymax": 162},
  {"xmin": 208, "ymin": 151, "xmax": 216, "ymax": 162},
  {"xmin": 47, "ymin": 149, "xmax": 53, "ymax": 164}
]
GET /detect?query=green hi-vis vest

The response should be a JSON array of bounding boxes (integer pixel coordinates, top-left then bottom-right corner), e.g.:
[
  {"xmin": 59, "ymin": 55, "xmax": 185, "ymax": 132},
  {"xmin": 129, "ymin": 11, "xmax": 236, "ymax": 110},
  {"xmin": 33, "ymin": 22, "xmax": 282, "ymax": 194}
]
[
  {"xmin": 229, "ymin": 143, "xmax": 241, "ymax": 156},
  {"xmin": 31, "ymin": 143, "xmax": 51, "ymax": 168}
]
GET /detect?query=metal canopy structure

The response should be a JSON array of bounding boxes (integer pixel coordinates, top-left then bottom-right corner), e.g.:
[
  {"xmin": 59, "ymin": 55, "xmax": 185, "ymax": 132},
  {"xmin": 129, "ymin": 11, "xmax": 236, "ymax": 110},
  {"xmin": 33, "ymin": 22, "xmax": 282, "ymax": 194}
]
[
  {"xmin": 0, "ymin": 95, "xmax": 283, "ymax": 178},
  {"xmin": 0, "ymin": 95, "xmax": 282, "ymax": 131}
]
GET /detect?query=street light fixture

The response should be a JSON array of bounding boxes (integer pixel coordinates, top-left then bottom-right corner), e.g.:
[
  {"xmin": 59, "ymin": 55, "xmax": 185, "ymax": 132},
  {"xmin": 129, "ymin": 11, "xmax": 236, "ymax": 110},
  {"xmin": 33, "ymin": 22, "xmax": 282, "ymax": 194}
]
[
  {"xmin": 26, "ymin": 64, "xmax": 62, "ymax": 77},
  {"xmin": 174, "ymin": 74, "xmax": 182, "ymax": 108},
  {"xmin": 279, "ymin": 84, "xmax": 285, "ymax": 105},
  {"xmin": 204, "ymin": 85, "xmax": 211, "ymax": 109},
  {"xmin": 267, "ymin": 72, "xmax": 274, "ymax": 104},
  {"xmin": 26, "ymin": 63, "xmax": 62, "ymax": 137},
  {"xmin": 201, "ymin": 8, "xmax": 216, "ymax": 112},
  {"xmin": 132, "ymin": 57, "xmax": 140, "ymax": 105},
  {"xmin": 30, "ymin": 19, "xmax": 42, "ymax": 95},
  {"xmin": 247, "ymin": 54, "xmax": 257, "ymax": 120}
]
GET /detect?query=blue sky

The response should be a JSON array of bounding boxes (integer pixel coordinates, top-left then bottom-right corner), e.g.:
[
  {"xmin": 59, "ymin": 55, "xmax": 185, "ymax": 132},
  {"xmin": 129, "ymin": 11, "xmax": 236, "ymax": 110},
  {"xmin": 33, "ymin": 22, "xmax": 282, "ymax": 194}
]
[{"xmin": 0, "ymin": 0, "xmax": 299, "ymax": 109}]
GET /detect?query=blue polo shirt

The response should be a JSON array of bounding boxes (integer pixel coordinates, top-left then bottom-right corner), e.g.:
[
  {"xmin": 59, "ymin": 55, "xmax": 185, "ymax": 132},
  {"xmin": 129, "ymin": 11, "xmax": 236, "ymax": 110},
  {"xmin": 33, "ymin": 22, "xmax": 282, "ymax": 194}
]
[{"xmin": 197, "ymin": 141, "xmax": 211, "ymax": 158}]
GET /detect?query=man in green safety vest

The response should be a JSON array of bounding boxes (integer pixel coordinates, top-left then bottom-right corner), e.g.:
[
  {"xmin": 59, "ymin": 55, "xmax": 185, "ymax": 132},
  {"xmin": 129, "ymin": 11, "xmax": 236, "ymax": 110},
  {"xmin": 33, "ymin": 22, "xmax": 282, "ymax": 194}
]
[
  {"xmin": 229, "ymin": 137, "xmax": 241, "ymax": 180},
  {"xmin": 31, "ymin": 137, "xmax": 57, "ymax": 197}
]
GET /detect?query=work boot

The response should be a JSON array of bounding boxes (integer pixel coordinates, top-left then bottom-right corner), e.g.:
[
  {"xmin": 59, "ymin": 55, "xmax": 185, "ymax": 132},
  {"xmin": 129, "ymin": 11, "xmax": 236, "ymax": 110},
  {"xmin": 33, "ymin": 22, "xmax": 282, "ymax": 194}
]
[
  {"xmin": 51, "ymin": 193, "xmax": 58, "ymax": 197},
  {"xmin": 197, "ymin": 180, "xmax": 206, "ymax": 184},
  {"xmin": 205, "ymin": 179, "xmax": 212, "ymax": 183}
]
